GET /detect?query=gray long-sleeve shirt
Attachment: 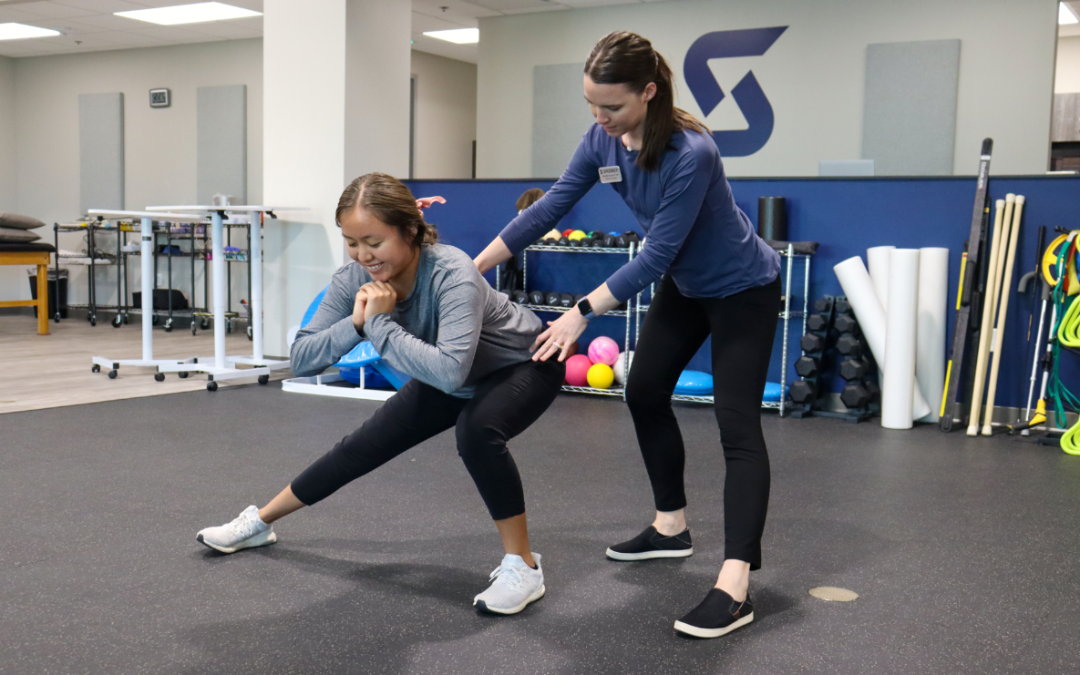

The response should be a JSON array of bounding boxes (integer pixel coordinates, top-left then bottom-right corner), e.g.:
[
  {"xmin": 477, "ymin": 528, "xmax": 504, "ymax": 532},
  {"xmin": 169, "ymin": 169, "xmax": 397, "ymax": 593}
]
[{"xmin": 290, "ymin": 244, "xmax": 543, "ymax": 398}]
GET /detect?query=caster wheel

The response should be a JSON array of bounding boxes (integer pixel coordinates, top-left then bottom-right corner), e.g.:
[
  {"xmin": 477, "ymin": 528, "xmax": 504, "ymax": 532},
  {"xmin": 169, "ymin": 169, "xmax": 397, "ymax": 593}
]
[
  {"xmin": 258, "ymin": 374, "xmax": 269, "ymax": 385},
  {"xmin": 112, "ymin": 315, "xmax": 122, "ymax": 328},
  {"xmin": 54, "ymin": 312, "xmax": 60, "ymax": 323},
  {"xmin": 226, "ymin": 320, "xmax": 233, "ymax": 334},
  {"xmin": 108, "ymin": 370, "xmax": 118, "ymax": 379},
  {"xmin": 200, "ymin": 318, "xmax": 210, "ymax": 329},
  {"xmin": 164, "ymin": 322, "xmax": 173, "ymax": 333},
  {"xmin": 152, "ymin": 315, "xmax": 159, "ymax": 326},
  {"xmin": 154, "ymin": 373, "xmax": 165, "ymax": 382},
  {"xmin": 207, "ymin": 381, "xmax": 218, "ymax": 392},
  {"xmin": 247, "ymin": 326, "xmax": 253, "ymax": 341},
  {"xmin": 123, "ymin": 315, "xmax": 130, "ymax": 325},
  {"xmin": 91, "ymin": 364, "xmax": 101, "ymax": 373},
  {"xmin": 90, "ymin": 316, "xmax": 97, "ymax": 327},
  {"xmin": 179, "ymin": 371, "xmax": 189, "ymax": 379},
  {"xmin": 191, "ymin": 323, "xmax": 197, "ymax": 336}
]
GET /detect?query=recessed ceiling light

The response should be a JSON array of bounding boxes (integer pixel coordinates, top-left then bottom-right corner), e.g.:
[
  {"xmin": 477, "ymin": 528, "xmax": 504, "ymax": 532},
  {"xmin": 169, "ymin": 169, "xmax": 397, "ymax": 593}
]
[
  {"xmin": 423, "ymin": 28, "xmax": 479, "ymax": 44},
  {"xmin": 0, "ymin": 23, "xmax": 60, "ymax": 41},
  {"xmin": 115, "ymin": 2, "xmax": 261, "ymax": 26},
  {"xmin": 1061, "ymin": 2, "xmax": 1079, "ymax": 25}
]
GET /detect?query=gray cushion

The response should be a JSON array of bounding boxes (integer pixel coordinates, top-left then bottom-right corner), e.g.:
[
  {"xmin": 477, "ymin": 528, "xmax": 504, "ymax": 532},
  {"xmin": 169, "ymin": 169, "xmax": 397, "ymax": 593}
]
[
  {"xmin": 0, "ymin": 212, "xmax": 47, "ymax": 230},
  {"xmin": 0, "ymin": 227, "xmax": 42, "ymax": 243}
]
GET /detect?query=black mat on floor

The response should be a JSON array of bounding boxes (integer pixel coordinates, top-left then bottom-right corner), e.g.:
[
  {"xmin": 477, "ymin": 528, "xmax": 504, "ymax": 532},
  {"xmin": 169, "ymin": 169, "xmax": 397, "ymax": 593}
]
[{"xmin": 2, "ymin": 386, "xmax": 1079, "ymax": 674}]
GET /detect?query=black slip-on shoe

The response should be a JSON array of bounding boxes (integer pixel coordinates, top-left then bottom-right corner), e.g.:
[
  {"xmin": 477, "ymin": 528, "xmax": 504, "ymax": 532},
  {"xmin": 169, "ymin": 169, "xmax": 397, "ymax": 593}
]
[
  {"xmin": 605, "ymin": 525, "xmax": 693, "ymax": 561},
  {"xmin": 673, "ymin": 588, "xmax": 754, "ymax": 638}
]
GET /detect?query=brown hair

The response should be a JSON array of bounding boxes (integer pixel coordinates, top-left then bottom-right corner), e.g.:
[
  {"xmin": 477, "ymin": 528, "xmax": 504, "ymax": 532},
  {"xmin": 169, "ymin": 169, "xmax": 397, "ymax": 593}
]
[
  {"xmin": 515, "ymin": 188, "xmax": 545, "ymax": 211},
  {"xmin": 335, "ymin": 173, "xmax": 438, "ymax": 247},
  {"xmin": 584, "ymin": 31, "xmax": 708, "ymax": 172}
]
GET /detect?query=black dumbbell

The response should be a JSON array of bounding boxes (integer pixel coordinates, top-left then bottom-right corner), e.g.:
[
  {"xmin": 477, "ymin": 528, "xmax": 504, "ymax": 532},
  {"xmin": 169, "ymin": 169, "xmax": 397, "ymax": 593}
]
[
  {"xmin": 602, "ymin": 234, "xmax": 617, "ymax": 248},
  {"xmin": 814, "ymin": 297, "xmax": 834, "ymax": 314},
  {"xmin": 863, "ymin": 378, "xmax": 881, "ymax": 402},
  {"xmin": 839, "ymin": 355, "xmax": 870, "ymax": 381},
  {"xmin": 794, "ymin": 355, "xmax": 820, "ymax": 378},
  {"xmin": 835, "ymin": 297, "xmax": 852, "ymax": 315},
  {"xmin": 569, "ymin": 237, "xmax": 584, "ymax": 247},
  {"xmin": 529, "ymin": 290, "xmax": 545, "ymax": 305},
  {"xmin": 573, "ymin": 294, "xmax": 586, "ymax": 305},
  {"xmin": 834, "ymin": 313, "xmax": 859, "ymax": 334},
  {"xmin": 800, "ymin": 333, "xmax": 825, "ymax": 353},
  {"xmin": 841, "ymin": 381, "xmax": 870, "ymax": 409},
  {"xmin": 789, "ymin": 379, "xmax": 818, "ymax": 404},
  {"xmin": 559, "ymin": 293, "xmax": 575, "ymax": 308},
  {"xmin": 806, "ymin": 313, "xmax": 828, "ymax": 332},
  {"xmin": 557, "ymin": 236, "xmax": 570, "ymax": 246},
  {"xmin": 512, "ymin": 290, "xmax": 528, "ymax": 305},
  {"xmin": 545, "ymin": 291, "xmax": 561, "ymax": 306},
  {"xmin": 836, "ymin": 334, "xmax": 863, "ymax": 356}
]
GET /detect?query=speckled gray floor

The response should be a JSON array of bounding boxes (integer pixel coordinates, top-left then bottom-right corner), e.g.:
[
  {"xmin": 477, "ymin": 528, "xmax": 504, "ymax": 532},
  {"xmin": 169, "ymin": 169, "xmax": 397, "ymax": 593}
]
[{"xmin": 2, "ymin": 385, "xmax": 1079, "ymax": 675}]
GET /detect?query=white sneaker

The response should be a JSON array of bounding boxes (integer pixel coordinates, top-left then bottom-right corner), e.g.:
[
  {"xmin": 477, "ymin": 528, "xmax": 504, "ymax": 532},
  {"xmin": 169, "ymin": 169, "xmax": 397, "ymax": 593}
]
[
  {"xmin": 473, "ymin": 553, "xmax": 545, "ymax": 615},
  {"xmin": 196, "ymin": 505, "xmax": 277, "ymax": 554}
]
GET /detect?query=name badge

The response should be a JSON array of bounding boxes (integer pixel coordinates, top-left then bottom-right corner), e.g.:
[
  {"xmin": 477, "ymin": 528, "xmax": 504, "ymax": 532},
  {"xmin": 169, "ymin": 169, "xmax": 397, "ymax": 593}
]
[{"xmin": 599, "ymin": 166, "xmax": 622, "ymax": 184}]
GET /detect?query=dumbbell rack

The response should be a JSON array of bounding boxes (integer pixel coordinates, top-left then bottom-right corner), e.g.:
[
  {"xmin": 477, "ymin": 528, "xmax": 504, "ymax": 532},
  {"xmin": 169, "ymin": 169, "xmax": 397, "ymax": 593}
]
[
  {"xmin": 497, "ymin": 242, "xmax": 639, "ymax": 399},
  {"xmin": 636, "ymin": 243, "xmax": 812, "ymax": 417}
]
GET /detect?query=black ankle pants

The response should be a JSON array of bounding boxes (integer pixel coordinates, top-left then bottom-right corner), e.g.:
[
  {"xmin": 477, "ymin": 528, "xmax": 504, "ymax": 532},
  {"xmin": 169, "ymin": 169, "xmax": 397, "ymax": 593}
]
[
  {"xmin": 290, "ymin": 358, "xmax": 565, "ymax": 521},
  {"xmin": 625, "ymin": 274, "xmax": 781, "ymax": 570}
]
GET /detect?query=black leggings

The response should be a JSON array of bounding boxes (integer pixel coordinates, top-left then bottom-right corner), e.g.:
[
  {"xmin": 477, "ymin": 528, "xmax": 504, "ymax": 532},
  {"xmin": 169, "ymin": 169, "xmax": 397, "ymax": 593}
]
[
  {"xmin": 291, "ymin": 359, "xmax": 565, "ymax": 521},
  {"xmin": 625, "ymin": 274, "xmax": 781, "ymax": 570}
]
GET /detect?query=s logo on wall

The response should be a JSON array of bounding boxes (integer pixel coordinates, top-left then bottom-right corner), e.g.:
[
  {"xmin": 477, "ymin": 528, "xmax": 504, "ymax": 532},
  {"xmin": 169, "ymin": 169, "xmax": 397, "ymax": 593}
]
[{"xmin": 684, "ymin": 26, "xmax": 787, "ymax": 157}]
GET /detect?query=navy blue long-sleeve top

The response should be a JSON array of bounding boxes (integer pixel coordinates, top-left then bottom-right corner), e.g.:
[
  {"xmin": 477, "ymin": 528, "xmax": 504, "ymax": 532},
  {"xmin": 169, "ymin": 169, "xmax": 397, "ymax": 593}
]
[{"xmin": 499, "ymin": 124, "xmax": 780, "ymax": 302}]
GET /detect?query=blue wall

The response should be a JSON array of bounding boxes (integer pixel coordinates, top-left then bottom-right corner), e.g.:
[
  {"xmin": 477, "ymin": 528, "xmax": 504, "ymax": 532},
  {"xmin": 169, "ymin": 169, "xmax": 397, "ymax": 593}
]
[{"xmin": 406, "ymin": 176, "xmax": 1080, "ymax": 411}]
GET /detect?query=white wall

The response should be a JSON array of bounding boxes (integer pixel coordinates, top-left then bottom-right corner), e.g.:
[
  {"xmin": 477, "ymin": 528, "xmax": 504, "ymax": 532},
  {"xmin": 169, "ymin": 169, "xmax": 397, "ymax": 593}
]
[
  {"xmin": 0, "ymin": 55, "xmax": 14, "ymax": 213},
  {"xmin": 1057, "ymin": 36, "xmax": 1080, "ymax": 92},
  {"xmin": 14, "ymin": 38, "xmax": 262, "ymax": 223},
  {"xmin": 477, "ymin": 0, "xmax": 1058, "ymax": 178},
  {"xmin": 5, "ymin": 39, "xmax": 262, "ymax": 306},
  {"xmin": 410, "ymin": 51, "xmax": 477, "ymax": 179}
]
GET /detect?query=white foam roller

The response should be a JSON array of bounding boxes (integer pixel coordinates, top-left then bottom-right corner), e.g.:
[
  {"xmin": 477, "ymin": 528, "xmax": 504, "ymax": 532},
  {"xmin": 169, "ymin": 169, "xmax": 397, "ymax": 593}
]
[
  {"xmin": 867, "ymin": 246, "xmax": 895, "ymax": 313},
  {"xmin": 882, "ymin": 249, "xmax": 921, "ymax": 429},
  {"xmin": 916, "ymin": 248, "xmax": 949, "ymax": 422},
  {"xmin": 834, "ymin": 256, "xmax": 932, "ymax": 422},
  {"xmin": 613, "ymin": 350, "xmax": 634, "ymax": 386}
]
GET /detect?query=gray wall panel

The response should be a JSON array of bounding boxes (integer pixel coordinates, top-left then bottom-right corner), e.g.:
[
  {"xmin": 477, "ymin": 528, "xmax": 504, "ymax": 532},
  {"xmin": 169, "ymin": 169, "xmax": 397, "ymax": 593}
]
[
  {"xmin": 532, "ymin": 63, "xmax": 594, "ymax": 178},
  {"xmin": 862, "ymin": 40, "xmax": 960, "ymax": 176},
  {"xmin": 197, "ymin": 84, "xmax": 247, "ymax": 204},
  {"xmin": 79, "ymin": 92, "xmax": 124, "ymax": 213}
]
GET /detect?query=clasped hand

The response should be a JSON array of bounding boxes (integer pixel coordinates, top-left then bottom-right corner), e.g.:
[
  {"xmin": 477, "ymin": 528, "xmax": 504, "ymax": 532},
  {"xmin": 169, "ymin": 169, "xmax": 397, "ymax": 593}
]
[{"xmin": 352, "ymin": 281, "xmax": 398, "ymax": 333}]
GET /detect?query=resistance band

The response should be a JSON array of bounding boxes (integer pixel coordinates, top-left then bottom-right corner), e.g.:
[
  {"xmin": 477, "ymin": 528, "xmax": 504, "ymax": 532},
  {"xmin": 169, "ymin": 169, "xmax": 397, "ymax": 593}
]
[{"xmin": 1047, "ymin": 231, "xmax": 1080, "ymax": 455}]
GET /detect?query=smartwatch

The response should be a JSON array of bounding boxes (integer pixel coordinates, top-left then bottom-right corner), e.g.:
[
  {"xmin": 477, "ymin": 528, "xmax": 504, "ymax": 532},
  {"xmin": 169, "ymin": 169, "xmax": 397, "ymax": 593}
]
[{"xmin": 576, "ymin": 296, "xmax": 596, "ymax": 320}]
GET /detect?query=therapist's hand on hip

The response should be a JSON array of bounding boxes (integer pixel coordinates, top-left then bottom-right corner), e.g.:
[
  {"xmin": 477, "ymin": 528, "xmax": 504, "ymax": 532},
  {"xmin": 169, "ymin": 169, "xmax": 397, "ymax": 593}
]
[{"xmin": 531, "ymin": 284, "xmax": 621, "ymax": 362}]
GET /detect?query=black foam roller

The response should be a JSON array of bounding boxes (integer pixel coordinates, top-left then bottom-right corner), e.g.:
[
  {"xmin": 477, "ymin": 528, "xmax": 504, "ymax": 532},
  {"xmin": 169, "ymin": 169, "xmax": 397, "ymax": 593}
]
[{"xmin": 758, "ymin": 196, "xmax": 787, "ymax": 241}]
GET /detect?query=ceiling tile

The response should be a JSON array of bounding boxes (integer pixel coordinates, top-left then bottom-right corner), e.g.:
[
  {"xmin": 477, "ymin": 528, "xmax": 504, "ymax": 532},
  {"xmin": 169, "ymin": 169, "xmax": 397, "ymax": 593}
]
[
  {"xmin": 66, "ymin": 12, "xmax": 132, "ymax": 30},
  {"xmin": 558, "ymin": 0, "xmax": 639, "ymax": 7},
  {"xmin": 80, "ymin": 28, "xmax": 168, "ymax": 46},
  {"xmin": 50, "ymin": 0, "xmax": 149, "ymax": 13},
  {"xmin": 6, "ymin": 1, "xmax": 98, "ymax": 19},
  {"xmin": 498, "ymin": 4, "xmax": 569, "ymax": 14},
  {"xmin": 181, "ymin": 20, "xmax": 259, "ymax": 39},
  {"xmin": 412, "ymin": 0, "xmax": 500, "ymax": 19},
  {"xmin": 0, "ymin": 6, "xmax": 49, "ymax": 22},
  {"xmin": 16, "ymin": 15, "xmax": 110, "ymax": 33},
  {"xmin": 412, "ymin": 12, "xmax": 475, "ymax": 32}
]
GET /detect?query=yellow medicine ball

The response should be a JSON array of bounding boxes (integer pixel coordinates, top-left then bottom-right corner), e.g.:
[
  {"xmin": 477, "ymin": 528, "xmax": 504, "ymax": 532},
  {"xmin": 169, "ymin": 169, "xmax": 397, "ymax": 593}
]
[
  {"xmin": 587, "ymin": 363, "xmax": 614, "ymax": 389},
  {"xmin": 568, "ymin": 230, "xmax": 587, "ymax": 241}
]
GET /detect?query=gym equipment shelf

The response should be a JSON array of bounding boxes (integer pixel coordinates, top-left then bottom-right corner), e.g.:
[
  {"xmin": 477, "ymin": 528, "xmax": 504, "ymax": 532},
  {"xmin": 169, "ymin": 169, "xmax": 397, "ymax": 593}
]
[
  {"xmin": 497, "ymin": 240, "xmax": 639, "ymax": 400},
  {"xmin": 635, "ymin": 243, "xmax": 812, "ymax": 416}
]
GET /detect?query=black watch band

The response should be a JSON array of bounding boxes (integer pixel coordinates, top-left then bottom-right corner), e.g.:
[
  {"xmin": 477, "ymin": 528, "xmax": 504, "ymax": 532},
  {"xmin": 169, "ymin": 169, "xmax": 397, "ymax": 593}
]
[{"xmin": 576, "ymin": 297, "xmax": 596, "ymax": 320}]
